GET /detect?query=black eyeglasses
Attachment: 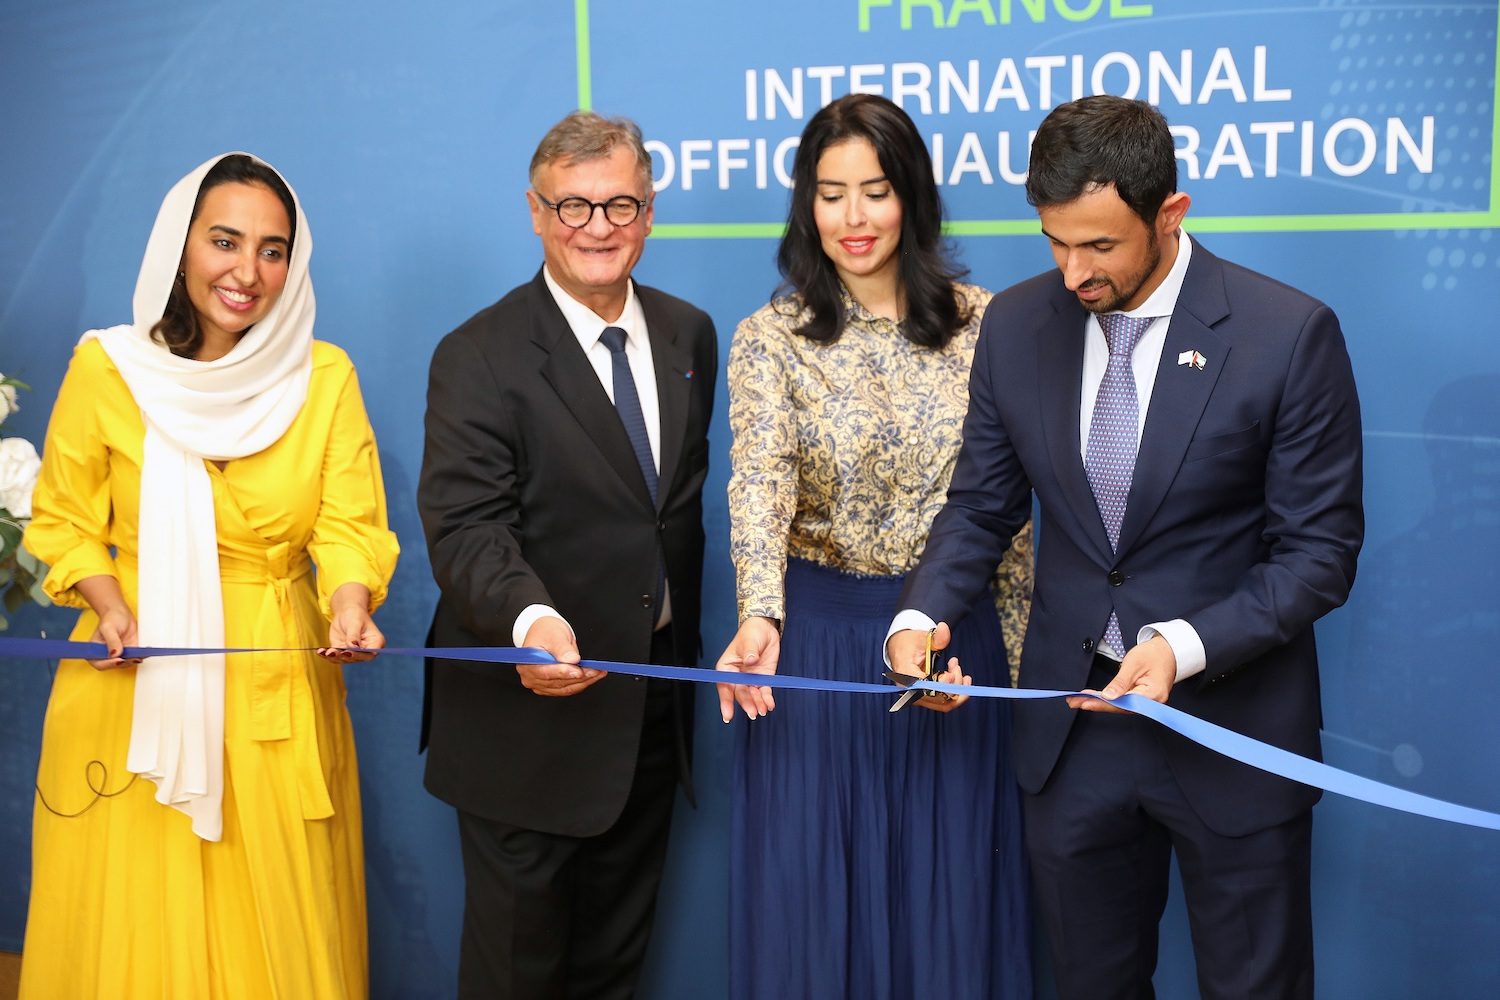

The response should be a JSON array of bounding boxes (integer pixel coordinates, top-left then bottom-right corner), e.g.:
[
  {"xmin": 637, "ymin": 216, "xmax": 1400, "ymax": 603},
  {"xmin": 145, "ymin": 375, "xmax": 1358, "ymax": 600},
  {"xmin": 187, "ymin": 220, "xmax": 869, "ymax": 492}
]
[{"xmin": 534, "ymin": 193, "xmax": 647, "ymax": 229}]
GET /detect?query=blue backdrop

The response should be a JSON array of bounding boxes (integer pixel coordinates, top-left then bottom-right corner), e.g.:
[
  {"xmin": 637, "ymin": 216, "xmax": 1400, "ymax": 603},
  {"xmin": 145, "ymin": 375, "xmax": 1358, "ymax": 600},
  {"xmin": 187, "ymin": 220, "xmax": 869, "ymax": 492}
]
[{"xmin": 2, "ymin": 1, "xmax": 1497, "ymax": 997}]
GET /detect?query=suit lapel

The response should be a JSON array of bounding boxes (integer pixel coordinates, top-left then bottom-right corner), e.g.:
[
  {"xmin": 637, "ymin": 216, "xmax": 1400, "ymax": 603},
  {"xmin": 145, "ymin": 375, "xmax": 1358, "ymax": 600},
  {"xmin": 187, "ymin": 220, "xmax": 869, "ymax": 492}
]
[
  {"xmin": 1037, "ymin": 289, "xmax": 1116, "ymax": 563},
  {"xmin": 1116, "ymin": 242, "xmax": 1232, "ymax": 555},
  {"xmin": 530, "ymin": 272, "xmax": 655, "ymax": 510},
  {"xmin": 640, "ymin": 288, "xmax": 693, "ymax": 512}
]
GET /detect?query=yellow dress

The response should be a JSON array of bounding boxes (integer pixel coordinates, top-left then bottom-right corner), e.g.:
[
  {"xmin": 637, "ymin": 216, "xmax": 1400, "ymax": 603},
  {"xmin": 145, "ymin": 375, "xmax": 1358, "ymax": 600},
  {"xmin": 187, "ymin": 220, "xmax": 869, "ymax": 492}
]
[{"xmin": 19, "ymin": 338, "xmax": 399, "ymax": 1000}]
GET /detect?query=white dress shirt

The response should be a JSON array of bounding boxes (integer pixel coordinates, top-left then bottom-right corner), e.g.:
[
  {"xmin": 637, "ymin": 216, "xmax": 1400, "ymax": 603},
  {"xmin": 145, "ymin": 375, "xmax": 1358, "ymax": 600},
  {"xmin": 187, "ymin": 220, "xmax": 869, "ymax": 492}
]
[
  {"xmin": 512, "ymin": 266, "xmax": 670, "ymax": 646},
  {"xmin": 887, "ymin": 233, "xmax": 1207, "ymax": 682}
]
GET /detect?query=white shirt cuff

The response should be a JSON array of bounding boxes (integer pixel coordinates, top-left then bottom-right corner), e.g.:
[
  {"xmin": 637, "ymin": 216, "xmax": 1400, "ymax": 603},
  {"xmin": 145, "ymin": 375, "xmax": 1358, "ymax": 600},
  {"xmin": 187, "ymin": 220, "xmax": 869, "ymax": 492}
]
[
  {"xmin": 513, "ymin": 604, "xmax": 575, "ymax": 648},
  {"xmin": 1139, "ymin": 619, "xmax": 1206, "ymax": 681},
  {"xmin": 884, "ymin": 609, "xmax": 939, "ymax": 668}
]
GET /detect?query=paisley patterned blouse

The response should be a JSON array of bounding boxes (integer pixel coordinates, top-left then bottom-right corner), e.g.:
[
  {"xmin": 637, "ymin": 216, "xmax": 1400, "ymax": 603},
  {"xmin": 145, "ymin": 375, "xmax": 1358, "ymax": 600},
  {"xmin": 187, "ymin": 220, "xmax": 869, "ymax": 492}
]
[{"xmin": 727, "ymin": 282, "xmax": 1034, "ymax": 667}]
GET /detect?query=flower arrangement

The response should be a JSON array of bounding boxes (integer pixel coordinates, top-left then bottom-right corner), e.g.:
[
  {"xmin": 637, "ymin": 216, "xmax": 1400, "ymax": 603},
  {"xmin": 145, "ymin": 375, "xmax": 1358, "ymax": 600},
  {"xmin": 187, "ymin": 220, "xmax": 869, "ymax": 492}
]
[{"xmin": 0, "ymin": 371, "xmax": 50, "ymax": 629}]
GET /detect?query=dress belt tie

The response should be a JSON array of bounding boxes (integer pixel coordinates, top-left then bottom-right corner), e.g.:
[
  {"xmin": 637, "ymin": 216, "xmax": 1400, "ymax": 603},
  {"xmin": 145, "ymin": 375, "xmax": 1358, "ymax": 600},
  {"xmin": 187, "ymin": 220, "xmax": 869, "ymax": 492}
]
[{"xmin": 221, "ymin": 542, "xmax": 334, "ymax": 820}]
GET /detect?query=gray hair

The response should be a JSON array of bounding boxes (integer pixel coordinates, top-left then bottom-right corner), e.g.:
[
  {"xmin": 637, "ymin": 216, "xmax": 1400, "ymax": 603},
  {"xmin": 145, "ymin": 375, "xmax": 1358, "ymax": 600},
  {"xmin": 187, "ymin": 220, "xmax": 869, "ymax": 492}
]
[{"xmin": 528, "ymin": 110, "xmax": 653, "ymax": 190}]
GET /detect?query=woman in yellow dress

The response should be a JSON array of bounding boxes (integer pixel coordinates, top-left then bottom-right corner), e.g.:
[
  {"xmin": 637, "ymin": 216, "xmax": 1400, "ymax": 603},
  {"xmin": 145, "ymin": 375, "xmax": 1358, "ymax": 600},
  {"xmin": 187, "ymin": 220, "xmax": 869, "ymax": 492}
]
[{"xmin": 20, "ymin": 153, "xmax": 398, "ymax": 999}]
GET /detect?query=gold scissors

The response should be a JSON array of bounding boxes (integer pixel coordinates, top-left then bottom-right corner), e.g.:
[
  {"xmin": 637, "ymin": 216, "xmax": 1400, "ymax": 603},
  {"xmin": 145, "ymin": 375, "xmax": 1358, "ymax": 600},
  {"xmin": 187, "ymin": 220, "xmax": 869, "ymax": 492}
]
[{"xmin": 882, "ymin": 627, "xmax": 947, "ymax": 713}]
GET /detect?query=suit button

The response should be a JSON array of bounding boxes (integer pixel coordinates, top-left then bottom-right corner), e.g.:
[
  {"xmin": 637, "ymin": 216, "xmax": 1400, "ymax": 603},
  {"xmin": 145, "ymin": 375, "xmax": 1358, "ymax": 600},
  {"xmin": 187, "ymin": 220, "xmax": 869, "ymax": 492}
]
[
  {"xmin": 640, "ymin": 594, "xmax": 652, "ymax": 607},
  {"xmin": 1108, "ymin": 570, "xmax": 1124, "ymax": 587},
  {"xmin": 657, "ymin": 520, "xmax": 666, "ymax": 531},
  {"xmin": 1082, "ymin": 637, "xmax": 1095, "ymax": 653}
]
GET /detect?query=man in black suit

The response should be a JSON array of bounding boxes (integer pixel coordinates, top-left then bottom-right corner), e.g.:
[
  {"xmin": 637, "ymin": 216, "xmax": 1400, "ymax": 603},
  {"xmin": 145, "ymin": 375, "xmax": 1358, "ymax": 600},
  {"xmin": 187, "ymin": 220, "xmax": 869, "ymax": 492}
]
[
  {"xmin": 888, "ymin": 97, "xmax": 1363, "ymax": 998},
  {"xmin": 418, "ymin": 110, "xmax": 717, "ymax": 999}
]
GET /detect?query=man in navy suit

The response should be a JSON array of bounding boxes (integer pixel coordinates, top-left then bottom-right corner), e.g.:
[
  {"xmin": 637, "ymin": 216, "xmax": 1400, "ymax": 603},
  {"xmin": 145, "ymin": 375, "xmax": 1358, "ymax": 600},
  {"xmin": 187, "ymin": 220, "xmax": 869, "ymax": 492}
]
[{"xmin": 888, "ymin": 96, "xmax": 1363, "ymax": 998}]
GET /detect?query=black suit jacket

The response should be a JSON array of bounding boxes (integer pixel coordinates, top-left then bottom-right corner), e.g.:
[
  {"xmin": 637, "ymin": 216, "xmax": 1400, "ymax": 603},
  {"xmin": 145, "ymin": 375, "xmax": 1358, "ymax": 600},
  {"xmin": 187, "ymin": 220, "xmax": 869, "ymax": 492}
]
[
  {"xmin": 418, "ymin": 269, "xmax": 717, "ymax": 837},
  {"xmin": 903, "ymin": 240, "xmax": 1364, "ymax": 837}
]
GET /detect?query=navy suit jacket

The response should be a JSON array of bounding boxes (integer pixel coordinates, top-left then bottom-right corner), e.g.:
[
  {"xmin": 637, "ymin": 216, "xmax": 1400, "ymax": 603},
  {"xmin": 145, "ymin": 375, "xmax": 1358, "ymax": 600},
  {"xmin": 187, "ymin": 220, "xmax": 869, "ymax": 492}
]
[{"xmin": 902, "ymin": 240, "xmax": 1364, "ymax": 837}]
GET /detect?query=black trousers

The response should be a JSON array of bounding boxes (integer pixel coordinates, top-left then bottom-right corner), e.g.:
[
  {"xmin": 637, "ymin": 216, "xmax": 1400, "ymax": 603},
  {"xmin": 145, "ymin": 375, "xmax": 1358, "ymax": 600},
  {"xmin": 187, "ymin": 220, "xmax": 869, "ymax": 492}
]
[
  {"xmin": 455, "ymin": 629, "xmax": 680, "ymax": 1000},
  {"xmin": 1023, "ymin": 656, "xmax": 1314, "ymax": 1000}
]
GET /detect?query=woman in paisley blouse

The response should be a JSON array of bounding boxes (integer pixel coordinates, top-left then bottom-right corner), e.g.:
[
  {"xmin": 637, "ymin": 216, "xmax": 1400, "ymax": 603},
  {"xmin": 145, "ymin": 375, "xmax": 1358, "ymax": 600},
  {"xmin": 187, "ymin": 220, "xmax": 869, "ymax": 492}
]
[{"xmin": 714, "ymin": 94, "xmax": 1034, "ymax": 1000}]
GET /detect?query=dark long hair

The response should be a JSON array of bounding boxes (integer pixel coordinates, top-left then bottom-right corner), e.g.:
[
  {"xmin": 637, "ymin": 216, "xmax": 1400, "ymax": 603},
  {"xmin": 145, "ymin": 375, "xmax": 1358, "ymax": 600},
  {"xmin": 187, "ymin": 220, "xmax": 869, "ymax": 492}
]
[
  {"xmin": 151, "ymin": 155, "xmax": 297, "ymax": 358},
  {"xmin": 775, "ymin": 94, "xmax": 968, "ymax": 348},
  {"xmin": 1024, "ymin": 96, "xmax": 1177, "ymax": 226}
]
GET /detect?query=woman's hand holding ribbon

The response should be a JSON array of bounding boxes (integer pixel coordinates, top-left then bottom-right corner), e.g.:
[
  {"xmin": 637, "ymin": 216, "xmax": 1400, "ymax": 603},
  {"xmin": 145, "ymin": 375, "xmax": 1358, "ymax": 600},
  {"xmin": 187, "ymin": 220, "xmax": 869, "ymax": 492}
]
[
  {"xmin": 75, "ymin": 574, "xmax": 142, "ymax": 670},
  {"xmin": 321, "ymin": 582, "xmax": 385, "ymax": 662},
  {"xmin": 716, "ymin": 616, "xmax": 781, "ymax": 722},
  {"xmin": 88, "ymin": 607, "xmax": 141, "ymax": 670}
]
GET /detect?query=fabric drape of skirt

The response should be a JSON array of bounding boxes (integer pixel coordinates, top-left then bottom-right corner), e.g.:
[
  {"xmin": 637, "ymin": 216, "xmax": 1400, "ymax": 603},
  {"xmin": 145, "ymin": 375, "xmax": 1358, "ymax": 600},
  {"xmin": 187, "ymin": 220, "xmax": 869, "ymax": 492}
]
[{"xmin": 730, "ymin": 558, "xmax": 1032, "ymax": 1000}]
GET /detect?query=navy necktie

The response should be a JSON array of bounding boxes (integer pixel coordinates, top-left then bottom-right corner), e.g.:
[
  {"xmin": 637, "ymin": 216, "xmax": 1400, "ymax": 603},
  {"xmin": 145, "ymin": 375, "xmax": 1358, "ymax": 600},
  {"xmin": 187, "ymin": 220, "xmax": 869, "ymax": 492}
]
[
  {"xmin": 600, "ymin": 326, "xmax": 658, "ymax": 505},
  {"xmin": 601, "ymin": 325, "xmax": 665, "ymax": 622},
  {"xmin": 1085, "ymin": 312, "xmax": 1153, "ymax": 656}
]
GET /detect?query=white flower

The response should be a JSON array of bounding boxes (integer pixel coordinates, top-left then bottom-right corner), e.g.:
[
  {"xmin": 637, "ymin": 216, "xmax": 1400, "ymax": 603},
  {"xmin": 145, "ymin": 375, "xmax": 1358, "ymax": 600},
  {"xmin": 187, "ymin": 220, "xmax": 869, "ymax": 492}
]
[{"xmin": 0, "ymin": 436, "xmax": 41, "ymax": 519}]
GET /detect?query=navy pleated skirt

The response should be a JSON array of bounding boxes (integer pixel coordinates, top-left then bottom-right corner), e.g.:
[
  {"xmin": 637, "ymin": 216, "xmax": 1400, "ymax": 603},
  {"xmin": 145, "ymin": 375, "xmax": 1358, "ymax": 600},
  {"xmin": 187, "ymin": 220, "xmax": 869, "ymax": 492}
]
[{"xmin": 730, "ymin": 558, "xmax": 1032, "ymax": 1000}]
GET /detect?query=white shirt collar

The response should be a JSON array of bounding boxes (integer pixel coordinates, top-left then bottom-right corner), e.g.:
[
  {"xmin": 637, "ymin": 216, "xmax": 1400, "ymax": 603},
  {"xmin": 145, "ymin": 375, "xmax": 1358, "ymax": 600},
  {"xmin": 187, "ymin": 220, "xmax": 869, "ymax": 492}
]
[
  {"xmin": 1114, "ymin": 230, "xmax": 1193, "ymax": 320},
  {"xmin": 541, "ymin": 265, "xmax": 646, "ymax": 350}
]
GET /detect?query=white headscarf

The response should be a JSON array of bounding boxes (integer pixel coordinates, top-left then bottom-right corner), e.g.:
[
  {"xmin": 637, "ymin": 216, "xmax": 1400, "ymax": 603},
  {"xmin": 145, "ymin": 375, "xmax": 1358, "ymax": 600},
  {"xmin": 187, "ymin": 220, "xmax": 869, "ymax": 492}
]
[{"xmin": 83, "ymin": 152, "xmax": 315, "ymax": 841}]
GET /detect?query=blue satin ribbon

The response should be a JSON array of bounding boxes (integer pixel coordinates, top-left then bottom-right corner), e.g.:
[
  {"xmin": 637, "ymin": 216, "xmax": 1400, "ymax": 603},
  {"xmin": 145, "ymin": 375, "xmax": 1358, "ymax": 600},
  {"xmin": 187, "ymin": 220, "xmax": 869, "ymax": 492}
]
[{"xmin": 5, "ymin": 636, "xmax": 1498, "ymax": 832}]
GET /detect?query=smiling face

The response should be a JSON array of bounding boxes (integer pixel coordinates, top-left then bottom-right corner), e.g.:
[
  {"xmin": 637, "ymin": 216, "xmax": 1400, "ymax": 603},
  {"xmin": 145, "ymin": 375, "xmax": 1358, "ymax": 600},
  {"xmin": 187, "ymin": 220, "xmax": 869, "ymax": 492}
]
[
  {"xmin": 1038, "ymin": 184, "xmax": 1189, "ymax": 314},
  {"xmin": 527, "ymin": 144, "xmax": 653, "ymax": 321},
  {"xmin": 180, "ymin": 180, "xmax": 292, "ymax": 352},
  {"xmin": 812, "ymin": 138, "xmax": 904, "ymax": 304}
]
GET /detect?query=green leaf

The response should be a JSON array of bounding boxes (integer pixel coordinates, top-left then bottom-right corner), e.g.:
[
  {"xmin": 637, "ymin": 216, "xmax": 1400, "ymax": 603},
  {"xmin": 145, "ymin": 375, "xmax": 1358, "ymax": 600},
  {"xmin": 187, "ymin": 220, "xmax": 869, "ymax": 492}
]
[
  {"xmin": 15, "ymin": 545, "xmax": 47, "ymax": 578},
  {"xmin": 0, "ymin": 518, "xmax": 20, "ymax": 556},
  {"xmin": 13, "ymin": 546, "xmax": 52, "ymax": 607}
]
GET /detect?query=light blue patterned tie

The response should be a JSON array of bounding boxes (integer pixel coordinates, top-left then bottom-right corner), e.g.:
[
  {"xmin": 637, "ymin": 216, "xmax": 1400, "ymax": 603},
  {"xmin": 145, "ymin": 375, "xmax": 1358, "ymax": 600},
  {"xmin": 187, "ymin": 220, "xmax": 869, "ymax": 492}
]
[{"xmin": 1085, "ymin": 312, "xmax": 1153, "ymax": 655}]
